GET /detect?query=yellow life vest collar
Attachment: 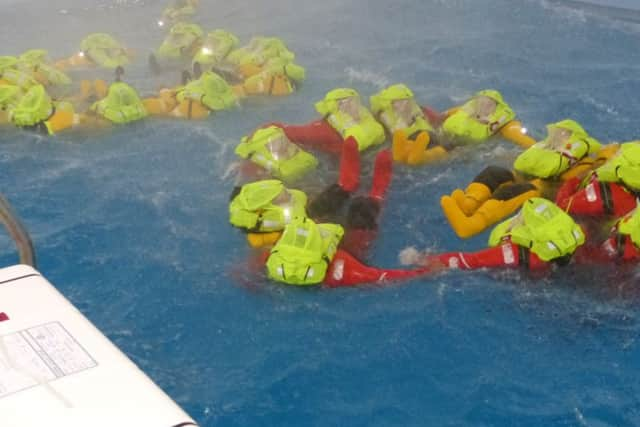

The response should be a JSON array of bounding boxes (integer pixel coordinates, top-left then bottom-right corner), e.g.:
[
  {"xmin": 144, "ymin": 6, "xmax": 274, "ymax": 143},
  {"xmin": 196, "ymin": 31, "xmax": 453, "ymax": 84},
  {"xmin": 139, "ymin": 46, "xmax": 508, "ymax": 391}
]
[{"xmin": 370, "ymin": 83, "xmax": 433, "ymax": 135}]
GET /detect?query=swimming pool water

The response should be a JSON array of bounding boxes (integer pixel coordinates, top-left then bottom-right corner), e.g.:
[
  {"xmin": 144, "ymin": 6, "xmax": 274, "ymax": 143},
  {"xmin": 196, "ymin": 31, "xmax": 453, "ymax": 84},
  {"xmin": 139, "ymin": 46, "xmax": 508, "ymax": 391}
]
[{"xmin": 1, "ymin": 0, "xmax": 640, "ymax": 425}]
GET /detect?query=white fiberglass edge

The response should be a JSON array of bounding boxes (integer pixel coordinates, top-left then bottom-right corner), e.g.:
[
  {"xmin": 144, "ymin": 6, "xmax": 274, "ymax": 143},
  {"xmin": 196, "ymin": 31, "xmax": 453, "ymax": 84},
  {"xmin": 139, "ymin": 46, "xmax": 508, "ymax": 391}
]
[{"xmin": 0, "ymin": 265, "xmax": 198, "ymax": 427}]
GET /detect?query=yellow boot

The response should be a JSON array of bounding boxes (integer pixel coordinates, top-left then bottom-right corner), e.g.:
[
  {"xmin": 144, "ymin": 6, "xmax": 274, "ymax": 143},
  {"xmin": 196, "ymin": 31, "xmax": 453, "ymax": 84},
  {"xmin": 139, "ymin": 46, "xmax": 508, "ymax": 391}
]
[
  {"xmin": 80, "ymin": 80, "xmax": 94, "ymax": 101},
  {"xmin": 441, "ymin": 195, "xmax": 487, "ymax": 239},
  {"xmin": 270, "ymin": 74, "xmax": 294, "ymax": 96},
  {"xmin": 406, "ymin": 131, "xmax": 431, "ymax": 165},
  {"xmin": 238, "ymin": 63, "xmax": 263, "ymax": 79},
  {"xmin": 410, "ymin": 147, "xmax": 448, "ymax": 165},
  {"xmin": 450, "ymin": 189, "xmax": 467, "ymax": 210},
  {"xmin": 94, "ymin": 80, "xmax": 108, "ymax": 99},
  {"xmin": 392, "ymin": 129, "xmax": 411, "ymax": 163},
  {"xmin": 232, "ymin": 84, "xmax": 247, "ymax": 98},
  {"xmin": 77, "ymin": 112, "xmax": 108, "ymax": 128},
  {"xmin": 170, "ymin": 99, "xmax": 210, "ymax": 120},
  {"xmin": 44, "ymin": 110, "xmax": 77, "ymax": 134},
  {"xmin": 143, "ymin": 97, "xmax": 170, "ymax": 116},
  {"xmin": 247, "ymin": 231, "xmax": 282, "ymax": 248},
  {"xmin": 239, "ymin": 74, "xmax": 267, "ymax": 96},
  {"xmin": 454, "ymin": 182, "xmax": 493, "ymax": 216},
  {"xmin": 441, "ymin": 189, "xmax": 539, "ymax": 239}
]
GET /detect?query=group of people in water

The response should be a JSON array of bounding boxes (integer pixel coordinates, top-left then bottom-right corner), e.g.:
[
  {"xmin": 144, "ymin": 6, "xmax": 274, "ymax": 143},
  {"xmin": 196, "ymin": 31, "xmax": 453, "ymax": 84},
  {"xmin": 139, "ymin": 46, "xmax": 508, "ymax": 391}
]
[
  {"xmin": 0, "ymin": 0, "xmax": 306, "ymax": 135},
  {"xmin": 228, "ymin": 83, "xmax": 640, "ymax": 288},
  {"xmin": 1, "ymin": 0, "xmax": 637, "ymax": 289}
]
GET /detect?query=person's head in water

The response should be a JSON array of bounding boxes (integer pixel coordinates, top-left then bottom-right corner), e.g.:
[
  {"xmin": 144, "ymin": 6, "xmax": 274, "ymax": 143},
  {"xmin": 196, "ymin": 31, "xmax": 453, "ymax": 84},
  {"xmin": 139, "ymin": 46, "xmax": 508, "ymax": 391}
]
[
  {"xmin": 473, "ymin": 95, "xmax": 497, "ymax": 122},
  {"xmin": 337, "ymin": 96, "xmax": 361, "ymax": 121},
  {"xmin": 547, "ymin": 126, "xmax": 572, "ymax": 149},
  {"xmin": 266, "ymin": 135, "xmax": 299, "ymax": 161},
  {"xmin": 391, "ymin": 98, "xmax": 417, "ymax": 126}
]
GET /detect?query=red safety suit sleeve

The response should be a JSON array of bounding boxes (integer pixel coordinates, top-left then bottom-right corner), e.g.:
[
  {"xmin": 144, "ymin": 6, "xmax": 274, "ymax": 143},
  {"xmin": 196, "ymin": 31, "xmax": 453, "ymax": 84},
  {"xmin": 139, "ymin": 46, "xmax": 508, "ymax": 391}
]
[
  {"xmin": 323, "ymin": 249, "xmax": 432, "ymax": 287},
  {"xmin": 429, "ymin": 242, "xmax": 549, "ymax": 271},
  {"xmin": 338, "ymin": 136, "xmax": 360, "ymax": 192},
  {"xmin": 421, "ymin": 105, "xmax": 446, "ymax": 127},
  {"xmin": 339, "ymin": 148, "xmax": 393, "ymax": 259},
  {"xmin": 267, "ymin": 119, "xmax": 345, "ymax": 155},
  {"xmin": 432, "ymin": 243, "xmax": 521, "ymax": 270},
  {"xmin": 557, "ymin": 178, "xmax": 637, "ymax": 218}
]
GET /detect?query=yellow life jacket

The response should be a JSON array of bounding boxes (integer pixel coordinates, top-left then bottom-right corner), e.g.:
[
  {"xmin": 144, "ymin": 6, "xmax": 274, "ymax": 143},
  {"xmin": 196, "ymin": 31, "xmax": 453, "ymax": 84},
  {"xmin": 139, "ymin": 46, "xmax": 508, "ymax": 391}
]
[
  {"xmin": 34, "ymin": 63, "xmax": 72, "ymax": 87},
  {"xmin": 266, "ymin": 217, "xmax": 344, "ymax": 285},
  {"xmin": 229, "ymin": 179, "xmax": 308, "ymax": 232},
  {"xmin": 442, "ymin": 90, "xmax": 516, "ymax": 143},
  {"xmin": 235, "ymin": 126, "xmax": 318, "ymax": 181},
  {"xmin": 10, "ymin": 84, "xmax": 54, "ymax": 128},
  {"xmin": 157, "ymin": 23, "xmax": 204, "ymax": 59},
  {"xmin": 595, "ymin": 141, "xmax": 640, "ymax": 192},
  {"xmin": 226, "ymin": 37, "xmax": 295, "ymax": 71},
  {"xmin": 315, "ymin": 88, "xmax": 385, "ymax": 151},
  {"xmin": 617, "ymin": 206, "xmax": 640, "ymax": 248},
  {"xmin": 91, "ymin": 82, "xmax": 147, "ymax": 124},
  {"xmin": 176, "ymin": 71, "xmax": 237, "ymax": 111},
  {"xmin": 80, "ymin": 33, "xmax": 130, "ymax": 69},
  {"xmin": 1, "ymin": 66, "xmax": 38, "ymax": 90},
  {"xmin": 370, "ymin": 83, "xmax": 434, "ymax": 137},
  {"xmin": 19, "ymin": 49, "xmax": 49, "ymax": 67},
  {"xmin": 488, "ymin": 197, "xmax": 585, "ymax": 261},
  {"xmin": 192, "ymin": 30, "xmax": 239, "ymax": 65},
  {"xmin": 0, "ymin": 84, "xmax": 23, "ymax": 111},
  {"xmin": 514, "ymin": 120, "xmax": 601, "ymax": 178},
  {"xmin": 241, "ymin": 60, "xmax": 305, "ymax": 96},
  {"xmin": 0, "ymin": 56, "xmax": 18, "ymax": 72}
]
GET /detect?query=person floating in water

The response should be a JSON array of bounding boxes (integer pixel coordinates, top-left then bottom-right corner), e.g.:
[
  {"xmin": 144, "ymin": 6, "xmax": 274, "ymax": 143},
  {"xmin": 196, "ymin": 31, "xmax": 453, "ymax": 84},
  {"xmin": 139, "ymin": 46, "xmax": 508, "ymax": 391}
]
[
  {"xmin": 230, "ymin": 137, "xmax": 431, "ymax": 287},
  {"xmin": 267, "ymin": 88, "xmax": 387, "ymax": 155},
  {"xmin": 392, "ymin": 89, "xmax": 535, "ymax": 165},
  {"xmin": 9, "ymin": 67, "xmax": 146, "ymax": 135},
  {"xmin": 440, "ymin": 119, "xmax": 615, "ymax": 238},
  {"xmin": 143, "ymin": 69, "xmax": 237, "ymax": 119},
  {"xmin": 404, "ymin": 198, "xmax": 640, "ymax": 274},
  {"xmin": 233, "ymin": 125, "xmax": 319, "ymax": 183},
  {"xmin": 226, "ymin": 36, "xmax": 296, "ymax": 79},
  {"xmin": 149, "ymin": 23, "xmax": 204, "ymax": 74},
  {"xmin": 369, "ymin": 83, "xmax": 448, "ymax": 164},
  {"xmin": 232, "ymin": 58, "xmax": 306, "ymax": 97},
  {"xmin": 405, "ymin": 197, "xmax": 586, "ymax": 273},
  {"xmin": 55, "ymin": 33, "xmax": 132, "ymax": 71}
]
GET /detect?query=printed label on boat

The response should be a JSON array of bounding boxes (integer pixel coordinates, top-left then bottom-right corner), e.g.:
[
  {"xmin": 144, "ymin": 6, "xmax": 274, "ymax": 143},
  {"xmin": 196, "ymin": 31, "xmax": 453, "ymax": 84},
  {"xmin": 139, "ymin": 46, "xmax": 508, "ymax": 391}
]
[{"xmin": 0, "ymin": 322, "xmax": 97, "ymax": 399}]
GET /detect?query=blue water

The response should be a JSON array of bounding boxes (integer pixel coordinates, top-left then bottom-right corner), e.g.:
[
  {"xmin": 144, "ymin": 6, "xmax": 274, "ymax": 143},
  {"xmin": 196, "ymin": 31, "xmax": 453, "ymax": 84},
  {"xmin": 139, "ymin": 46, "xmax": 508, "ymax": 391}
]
[{"xmin": 1, "ymin": 0, "xmax": 640, "ymax": 425}]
